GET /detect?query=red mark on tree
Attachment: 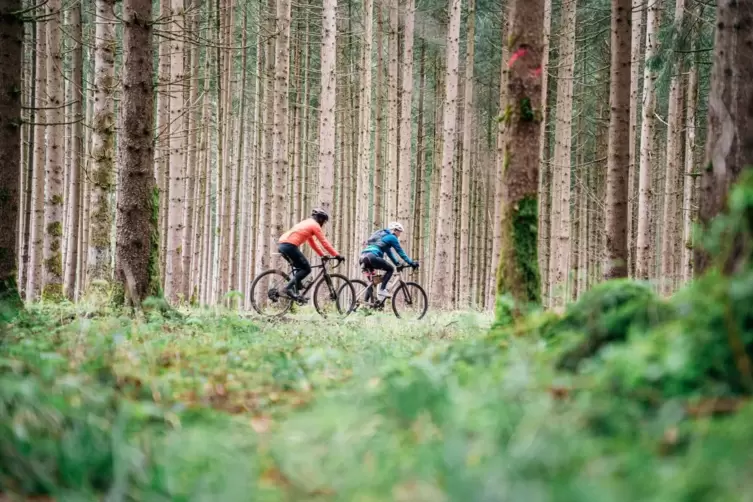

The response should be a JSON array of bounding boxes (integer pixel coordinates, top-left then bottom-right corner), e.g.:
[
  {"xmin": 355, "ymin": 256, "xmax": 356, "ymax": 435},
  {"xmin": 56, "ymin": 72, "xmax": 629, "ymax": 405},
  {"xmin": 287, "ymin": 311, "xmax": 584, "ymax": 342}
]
[
  {"xmin": 531, "ymin": 66, "xmax": 542, "ymax": 78},
  {"xmin": 508, "ymin": 47, "xmax": 528, "ymax": 68}
]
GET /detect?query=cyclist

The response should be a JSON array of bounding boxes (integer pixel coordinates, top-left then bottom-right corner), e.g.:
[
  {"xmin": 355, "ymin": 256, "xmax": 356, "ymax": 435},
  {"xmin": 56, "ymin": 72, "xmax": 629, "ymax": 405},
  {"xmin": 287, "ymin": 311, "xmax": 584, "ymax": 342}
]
[
  {"xmin": 359, "ymin": 222, "xmax": 419, "ymax": 301},
  {"xmin": 278, "ymin": 208, "xmax": 343, "ymax": 301}
]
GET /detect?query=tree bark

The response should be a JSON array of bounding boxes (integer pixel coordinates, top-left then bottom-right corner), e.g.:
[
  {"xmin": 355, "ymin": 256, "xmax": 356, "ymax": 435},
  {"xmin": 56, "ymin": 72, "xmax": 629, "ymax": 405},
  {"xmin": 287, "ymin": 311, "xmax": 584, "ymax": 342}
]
[
  {"xmin": 627, "ymin": 0, "xmax": 645, "ymax": 277},
  {"xmin": 386, "ymin": 0, "xmax": 399, "ymax": 220},
  {"xmin": 548, "ymin": 0, "xmax": 576, "ymax": 308},
  {"xmin": 317, "ymin": 0, "xmax": 337, "ymax": 213},
  {"xmin": 681, "ymin": 56, "xmax": 698, "ymax": 283},
  {"xmin": 536, "ymin": 0, "xmax": 552, "ymax": 306},
  {"xmin": 156, "ymin": 0, "xmax": 171, "ymax": 282},
  {"xmin": 635, "ymin": 0, "xmax": 662, "ymax": 280},
  {"xmin": 87, "ymin": 0, "xmax": 117, "ymax": 288},
  {"xmin": 603, "ymin": 0, "xmax": 632, "ymax": 279},
  {"xmin": 116, "ymin": 0, "xmax": 159, "ymax": 306},
  {"xmin": 496, "ymin": 0, "xmax": 545, "ymax": 311},
  {"xmin": 430, "ymin": 0, "xmax": 462, "ymax": 309},
  {"xmin": 0, "ymin": 0, "xmax": 22, "ymax": 309},
  {"xmin": 459, "ymin": 0, "xmax": 476, "ymax": 307},
  {"xmin": 43, "ymin": 0, "xmax": 65, "ymax": 300},
  {"xmin": 356, "ymin": 0, "xmax": 374, "ymax": 252},
  {"xmin": 397, "ymin": 0, "xmax": 415, "ymax": 240},
  {"xmin": 63, "ymin": 3, "xmax": 83, "ymax": 300},
  {"xmin": 695, "ymin": 0, "xmax": 753, "ymax": 274},
  {"xmin": 272, "ymin": 0, "xmax": 292, "ymax": 246}
]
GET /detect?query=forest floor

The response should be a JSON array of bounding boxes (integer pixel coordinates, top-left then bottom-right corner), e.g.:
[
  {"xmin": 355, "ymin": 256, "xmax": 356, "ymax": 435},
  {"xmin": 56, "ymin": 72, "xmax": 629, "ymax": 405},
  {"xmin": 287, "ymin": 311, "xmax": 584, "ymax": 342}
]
[{"xmin": 3, "ymin": 284, "xmax": 753, "ymax": 501}]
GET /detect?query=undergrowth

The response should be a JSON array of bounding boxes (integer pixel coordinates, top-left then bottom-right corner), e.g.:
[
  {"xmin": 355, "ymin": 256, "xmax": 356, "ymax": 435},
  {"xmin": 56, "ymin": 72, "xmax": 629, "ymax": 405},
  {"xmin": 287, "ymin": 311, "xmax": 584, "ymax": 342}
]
[{"xmin": 3, "ymin": 175, "xmax": 753, "ymax": 500}]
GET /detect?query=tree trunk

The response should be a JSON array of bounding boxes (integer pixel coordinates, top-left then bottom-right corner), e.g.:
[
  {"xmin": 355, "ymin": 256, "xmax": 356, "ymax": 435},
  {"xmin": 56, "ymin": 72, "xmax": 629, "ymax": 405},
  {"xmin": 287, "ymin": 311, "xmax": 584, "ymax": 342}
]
[
  {"xmin": 537, "ymin": 0, "xmax": 552, "ymax": 306},
  {"xmin": 635, "ymin": 0, "xmax": 661, "ymax": 280},
  {"xmin": 681, "ymin": 56, "xmax": 698, "ymax": 283},
  {"xmin": 548, "ymin": 0, "xmax": 576, "ymax": 308},
  {"xmin": 163, "ymin": 0, "xmax": 185, "ymax": 302},
  {"xmin": 116, "ymin": 0, "xmax": 158, "ymax": 306},
  {"xmin": 356, "ymin": 0, "xmax": 374, "ymax": 252},
  {"xmin": 26, "ymin": 16, "xmax": 46, "ymax": 302},
  {"xmin": 603, "ymin": 0, "xmax": 632, "ymax": 279},
  {"xmin": 43, "ymin": 0, "xmax": 65, "ymax": 300},
  {"xmin": 317, "ymin": 0, "xmax": 337, "ymax": 213},
  {"xmin": 63, "ymin": 3, "xmax": 83, "ymax": 300},
  {"xmin": 373, "ymin": 5, "xmax": 384, "ymax": 228},
  {"xmin": 627, "ymin": 0, "xmax": 645, "ymax": 277},
  {"xmin": 272, "ymin": 0, "xmax": 292, "ymax": 245},
  {"xmin": 496, "ymin": 0, "xmax": 545, "ymax": 311},
  {"xmin": 397, "ymin": 0, "xmax": 415, "ymax": 241},
  {"xmin": 386, "ymin": 0, "xmax": 399, "ymax": 220},
  {"xmin": 695, "ymin": 0, "xmax": 753, "ymax": 274},
  {"xmin": 459, "ymin": 0, "xmax": 476, "ymax": 307},
  {"xmin": 87, "ymin": 0, "xmax": 117, "ymax": 288},
  {"xmin": 156, "ymin": 0, "xmax": 171, "ymax": 282},
  {"xmin": 430, "ymin": 0, "xmax": 462, "ymax": 309},
  {"xmin": 413, "ymin": 39, "xmax": 426, "ymax": 262},
  {"xmin": 0, "ymin": 0, "xmax": 22, "ymax": 308}
]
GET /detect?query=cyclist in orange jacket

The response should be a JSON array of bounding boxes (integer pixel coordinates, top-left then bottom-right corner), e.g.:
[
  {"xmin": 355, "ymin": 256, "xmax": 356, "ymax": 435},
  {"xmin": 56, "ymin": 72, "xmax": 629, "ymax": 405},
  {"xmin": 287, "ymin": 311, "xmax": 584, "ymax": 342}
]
[{"xmin": 278, "ymin": 208, "xmax": 343, "ymax": 301}]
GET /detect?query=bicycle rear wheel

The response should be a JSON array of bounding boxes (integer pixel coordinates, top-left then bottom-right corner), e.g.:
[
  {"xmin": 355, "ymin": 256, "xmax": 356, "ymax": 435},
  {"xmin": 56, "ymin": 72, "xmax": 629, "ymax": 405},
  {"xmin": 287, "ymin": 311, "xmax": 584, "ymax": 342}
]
[
  {"xmin": 313, "ymin": 273, "xmax": 356, "ymax": 318},
  {"xmin": 346, "ymin": 279, "xmax": 372, "ymax": 312},
  {"xmin": 249, "ymin": 269, "xmax": 293, "ymax": 317},
  {"xmin": 391, "ymin": 281, "xmax": 428, "ymax": 320}
]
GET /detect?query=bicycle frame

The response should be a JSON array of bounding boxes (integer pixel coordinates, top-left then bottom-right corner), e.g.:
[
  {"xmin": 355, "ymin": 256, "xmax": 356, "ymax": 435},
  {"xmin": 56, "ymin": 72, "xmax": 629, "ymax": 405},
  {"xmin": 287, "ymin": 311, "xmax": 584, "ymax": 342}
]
[
  {"xmin": 357, "ymin": 264, "xmax": 412, "ymax": 306},
  {"xmin": 280, "ymin": 254, "xmax": 342, "ymax": 297}
]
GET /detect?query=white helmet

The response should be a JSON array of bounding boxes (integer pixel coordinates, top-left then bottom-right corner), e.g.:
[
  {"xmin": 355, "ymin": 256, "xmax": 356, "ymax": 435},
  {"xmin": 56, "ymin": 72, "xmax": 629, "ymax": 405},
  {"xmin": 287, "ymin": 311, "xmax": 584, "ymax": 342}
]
[{"xmin": 388, "ymin": 222, "xmax": 404, "ymax": 233}]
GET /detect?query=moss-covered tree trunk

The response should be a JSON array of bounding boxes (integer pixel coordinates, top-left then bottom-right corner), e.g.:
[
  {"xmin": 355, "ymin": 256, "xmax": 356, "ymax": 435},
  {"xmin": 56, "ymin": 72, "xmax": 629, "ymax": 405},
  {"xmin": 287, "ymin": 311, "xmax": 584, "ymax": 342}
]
[
  {"xmin": 495, "ymin": 0, "xmax": 545, "ymax": 316},
  {"xmin": 116, "ymin": 0, "xmax": 159, "ymax": 306},
  {"xmin": 43, "ymin": 0, "xmax": 65, "ymax": 300},
  {"xmin": 87, "ymin": 0, "xmax": 117, "ymax": 289},
  {"xmin": 0, "ymin": 0, "xmax": 23, "ymax": 312},
  {"xmin": 694, "ymin": 0, "xmax": 753, "ymax": 275}
]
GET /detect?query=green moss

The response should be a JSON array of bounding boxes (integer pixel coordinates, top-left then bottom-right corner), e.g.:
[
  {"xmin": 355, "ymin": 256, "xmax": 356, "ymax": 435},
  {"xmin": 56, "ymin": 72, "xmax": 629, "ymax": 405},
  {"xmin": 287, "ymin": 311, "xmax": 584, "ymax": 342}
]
[
  {"xmin": 47, "ymin": 221, "xmax": 63, "ymax": 237},
  {"xmin": 45, "ymin": 252, "xmax": 63, "ymax": 279},
  {"xmin": 42, "ymin": 283, "xmax": 64, "ymax": 302},
  {"xmin": 51, "ymin": 194, "xmax": 64, "ymax": 206},
  {"xmin": 502, "ymin": 104, "xmax": 513, "ymax": 126},
  {"xmin": 519, "ymin": 97, "xmax": 534, "ymax": 122},
  {"xmin": 147, "ymin": 187, "xmax": 163, "ymax": 299},
  {"xmin": 496, "ymin": 196, "xmax": 540, "ymax": 322},
  {"xmin": 0, "ymin": 275, "xmax": 22, "ymax": 323}
]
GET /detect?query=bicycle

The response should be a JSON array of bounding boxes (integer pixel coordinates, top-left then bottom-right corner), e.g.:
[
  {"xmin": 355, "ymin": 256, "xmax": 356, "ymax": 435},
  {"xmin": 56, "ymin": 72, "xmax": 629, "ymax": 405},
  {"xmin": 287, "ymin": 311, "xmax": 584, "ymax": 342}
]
[
  {"xmin": 249, "ymin": 255, "xmax": 356, "ymax": 318},
  {"xmin": 347, "ymin": 262, "xmax": 428, "ymax": 320}
]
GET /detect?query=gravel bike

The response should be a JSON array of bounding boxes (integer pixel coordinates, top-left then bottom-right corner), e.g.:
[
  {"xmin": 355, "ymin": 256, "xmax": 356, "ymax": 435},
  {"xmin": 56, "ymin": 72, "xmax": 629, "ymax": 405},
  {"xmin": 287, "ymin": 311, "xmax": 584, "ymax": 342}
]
[
  {"xmin": 347, "ymin": 262, "xmax": 428, "ymax": 320},
  {"xmin": 250, "ymin": 255, "xmax": 355, "ymax": 318}
]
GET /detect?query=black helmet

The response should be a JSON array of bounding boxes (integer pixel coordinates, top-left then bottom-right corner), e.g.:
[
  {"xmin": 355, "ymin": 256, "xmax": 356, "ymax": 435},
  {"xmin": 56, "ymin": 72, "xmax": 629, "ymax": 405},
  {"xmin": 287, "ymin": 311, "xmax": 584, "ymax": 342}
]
[{"xmin": 311, "ymin": 208, "xmax": 329, "ymax": 222}]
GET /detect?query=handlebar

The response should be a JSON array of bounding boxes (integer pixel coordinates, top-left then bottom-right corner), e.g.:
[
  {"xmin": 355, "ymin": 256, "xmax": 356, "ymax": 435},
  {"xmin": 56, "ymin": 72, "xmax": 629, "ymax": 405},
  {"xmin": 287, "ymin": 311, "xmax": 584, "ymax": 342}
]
[{"xmin": 321, "ymin": 255, "xmax": 345, "ymax": 268}]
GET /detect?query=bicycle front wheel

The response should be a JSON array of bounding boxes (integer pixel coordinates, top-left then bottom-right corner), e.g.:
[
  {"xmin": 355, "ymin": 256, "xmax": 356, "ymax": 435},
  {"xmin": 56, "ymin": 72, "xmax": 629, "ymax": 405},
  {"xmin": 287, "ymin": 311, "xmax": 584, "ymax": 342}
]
[
  {"xmin": 391, "ymin": 281, "xmax": 428, "ymax": 320},
  {"xmin": 249, "ymin": 269, "xmax": 293, "ymax": 317},
  {"xmin": 313, "ymin": 273, "xmax": 355, "ymax": 318}
]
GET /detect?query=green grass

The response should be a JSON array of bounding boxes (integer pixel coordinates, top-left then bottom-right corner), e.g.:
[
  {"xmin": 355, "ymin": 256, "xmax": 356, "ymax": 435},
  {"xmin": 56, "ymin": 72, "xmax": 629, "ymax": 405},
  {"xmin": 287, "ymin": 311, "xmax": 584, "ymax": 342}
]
[{"xmin": 3, "ymin": 300, "xmax": 753, "ymax": 502}]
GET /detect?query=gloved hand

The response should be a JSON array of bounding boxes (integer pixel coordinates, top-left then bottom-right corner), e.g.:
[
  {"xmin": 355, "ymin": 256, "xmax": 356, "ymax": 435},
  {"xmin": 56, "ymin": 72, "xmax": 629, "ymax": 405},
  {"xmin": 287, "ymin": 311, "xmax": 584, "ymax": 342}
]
[
  {"xmin": 335, "ymin": 255, "xmax": 345, "ymax": 262},
  {"xmin": 411, "ymin": 261, "xmax": 420, "ymax": 269}
]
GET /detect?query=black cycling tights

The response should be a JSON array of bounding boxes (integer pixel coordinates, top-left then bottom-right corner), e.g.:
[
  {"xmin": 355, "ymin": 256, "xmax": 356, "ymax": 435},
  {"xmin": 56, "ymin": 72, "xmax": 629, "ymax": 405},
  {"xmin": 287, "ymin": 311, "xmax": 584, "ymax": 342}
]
[
  {"xmin": 278, "ymin": 243, "xmax": 311, "ymax": 291},
  {"xmin": 359, "ymin": 253, "xmax": 394, "ymax": 291}
]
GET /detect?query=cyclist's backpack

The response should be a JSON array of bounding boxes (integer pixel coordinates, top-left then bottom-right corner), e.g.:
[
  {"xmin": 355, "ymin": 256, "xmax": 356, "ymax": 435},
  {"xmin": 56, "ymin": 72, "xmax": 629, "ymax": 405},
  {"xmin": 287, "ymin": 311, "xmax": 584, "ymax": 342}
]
[{"xmin": 363, "ymin": 228, "xmax": 389, "ymax": 247}]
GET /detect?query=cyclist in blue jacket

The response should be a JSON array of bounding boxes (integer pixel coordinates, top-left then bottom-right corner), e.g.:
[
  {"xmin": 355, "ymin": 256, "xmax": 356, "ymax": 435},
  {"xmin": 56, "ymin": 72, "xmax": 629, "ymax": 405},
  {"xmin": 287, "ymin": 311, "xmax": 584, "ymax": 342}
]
[{"xmin": 359, "ymin": 222, "xmax": 419, "ymax": 301}]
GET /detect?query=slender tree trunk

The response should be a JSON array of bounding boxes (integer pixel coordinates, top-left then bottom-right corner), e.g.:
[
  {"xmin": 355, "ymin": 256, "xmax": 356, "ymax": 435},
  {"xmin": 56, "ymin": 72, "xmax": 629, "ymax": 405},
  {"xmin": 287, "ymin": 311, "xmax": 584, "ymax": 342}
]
[
  {"xmin": 272, "ymin": 0, "xmax": 292, "ymax": 247},
  {"xmin": 43, "ymin": 0, "xmax": 65, "ymax": 299},
  {"xmin": 695, "ymin": 0, "xmax": 753, "ymax": 274},
  {"xmin": 255, "ymin": 15, "xmax": 273, "ymax": 277},
  {"xmin": 496, "ymin": 0, "xmax": 545, "ymax": 311},
  {"xmin": 117, "ymin": 0, "xmax": 158, "ymax": 306},
  {"xmin": 413, "ymin": 39, "xmax": 426, "ymax": 262},
  {"xmin": 20, "ymin": 23, "xmax": 36, "ymax": 299},
  {"xmin": 536, "ymin": 0, "xmax": 552, "ymax": 306},
  {"xmin": 386, "ymin": 0, "xmax": 399, "ymax": 220},
  {"xmin": 374, "ymin": 5, "xmax": 384, "ymax": 228},
  {"xmin": 681, "ymin": 56, "xmax": 698, "ymax": 283},
  {"xmin": 0, "ymin": 0, "xmax": 22, "ymax": 308},
  {"xmin": 635, "ymin": 0, "xmax": 661, "ymax": 280},
  {"xmin": 163, "ymin": 0, "xmax": 185, "ymax": 302},
  {"xmin": 356, "ymin": 0, "xmax": 374, "ymax": 251},
  {"xmin": 459, "ymin": 0, "xmax": 475, "ymax": 306},
  {"xmin": 63, "ymin": 3, "xmax": 83, "ymax": 299},
  {"xmin": 627, "ymin": 0, "xmax": 645, "ymax": 277},
  {"xmin": 489, "ymin": 17, "xmax": 510, "ymax": 310},
  {"xmin": 430, "ymin": 0, "xmax": 462, "ymax": 309},
  {"xmin": 183, "ymin": 0, "xmax": 200, "ymax": 299},
  {"xmin": 548, "ymin": 0, "xmax": 576, "ymax": 308},
  {"xmin": 156, "ymin": 0, "xmax": 171, "ymax": 282},
  {"xmin": 603, "ymin": 0, "xmax": 632, "ymax": 279},
  {"xmin": 87, "ymin": 0, "xmax": 117, "ymax": 288},
  {"xmin": 397, "ymin": 0, "xmax": 415, "ymax": 241},
  {"xmin": 318, "ymin": 0, "xmax": 337, "ymax": 213},
  {"xmin": 26, "ymin": 17, "xmax": 47, "ymax": 302}
]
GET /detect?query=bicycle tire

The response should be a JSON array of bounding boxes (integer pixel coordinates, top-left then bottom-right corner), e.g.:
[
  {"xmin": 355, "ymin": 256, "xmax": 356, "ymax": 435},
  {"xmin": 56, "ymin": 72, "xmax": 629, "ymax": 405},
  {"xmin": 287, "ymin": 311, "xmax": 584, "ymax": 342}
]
[
  {"xmin": 347, "ymin": 279, "xmax": 371, "ymax": 311},
  {"xmin": 249, "ymin": 269, "xmax": 293, "ymax": 317},
  {"xmin": 313, "ymin": 273, "xmax": 356, "ymax": 318},
  {"xmin": 391, "ymin": 281, "xmax": 428, "ymax": 320}
]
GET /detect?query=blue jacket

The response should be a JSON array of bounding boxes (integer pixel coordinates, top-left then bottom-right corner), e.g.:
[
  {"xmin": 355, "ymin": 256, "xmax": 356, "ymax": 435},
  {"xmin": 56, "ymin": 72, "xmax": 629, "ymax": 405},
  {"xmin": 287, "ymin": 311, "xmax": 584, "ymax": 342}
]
[{"xmin": 361, "ymin": 230, "xmax": 415, "ymax": 266}]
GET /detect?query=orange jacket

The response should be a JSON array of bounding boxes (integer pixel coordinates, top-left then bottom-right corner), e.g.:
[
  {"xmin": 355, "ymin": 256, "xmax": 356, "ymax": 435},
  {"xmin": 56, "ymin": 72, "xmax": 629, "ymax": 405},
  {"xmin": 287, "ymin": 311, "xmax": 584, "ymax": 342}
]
[{"xmin": 278, "ymin": 218, "xmax": 338, "ymax": 257}]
